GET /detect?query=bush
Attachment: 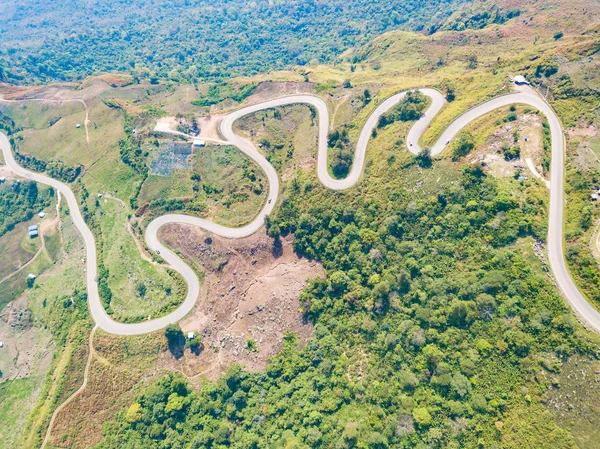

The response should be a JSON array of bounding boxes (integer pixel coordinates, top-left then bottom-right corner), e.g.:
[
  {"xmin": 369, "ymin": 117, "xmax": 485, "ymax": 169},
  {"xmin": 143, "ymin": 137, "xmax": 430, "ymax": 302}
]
[{"xmin": 452, "ymin": 131, "xmax": 475, "ymax": 160}]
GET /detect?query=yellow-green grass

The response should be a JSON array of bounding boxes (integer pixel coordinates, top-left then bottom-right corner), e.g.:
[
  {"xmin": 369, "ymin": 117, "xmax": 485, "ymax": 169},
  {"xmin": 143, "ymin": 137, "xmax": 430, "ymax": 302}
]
[
  {"xmin": 46, "ymin": 330, "xmax": 163, "ymax": 449},
  {"xmin": 0, "ymin": 217, "xmax": 43, "ymax": 280},
  {"xmin": 139, "ymin": 170, "xmax": 194, "ymax": 204},
  {"xmin": 19, "ymin": 322, "xmax": 89, "ymax": 449},
  {"xmin": 5, "ymin": 99, "xmax": 125, "ymax": 170},
  {"xmin": 96, "ymin": 199, "xmax": 186, "ymax": 322},
  {"xmin": 234, "ymin": 104, "xmax": 318, "ymax": 176},
  {"xmin": 0, "ymin": 101, "xmax": 82, "ymax": 131},
  {"xmin": 81, "ymin": 146, "xmax": 142, "ymax": 201},
  {"xmin": 0, "ymin": 375, "xmax": 48, "ymax": 449},
  {"xmin": 85, "ymin": 99, "xmax": 126, "ymax": 158},
  {"xmin": 139, "ymin": 144, "xmax": 267, "ymax": 227},
  {"xmin": 0, "ymin": 233, "xmax": 58, "ymax": 308},
  {"xmin": 546, "ymin": 355, "xmax": 600, "ymax": 448},
  {"xmin": 15, "ymin": 110, "xmax": 88, "ymax": 166}
]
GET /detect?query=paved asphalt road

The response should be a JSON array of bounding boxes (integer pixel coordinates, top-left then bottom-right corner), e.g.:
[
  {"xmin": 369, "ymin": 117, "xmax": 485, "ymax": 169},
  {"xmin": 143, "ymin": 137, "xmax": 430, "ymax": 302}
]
[{"xmin": 2, "ymin": 85, "xmax": 599, "ymax": 335}]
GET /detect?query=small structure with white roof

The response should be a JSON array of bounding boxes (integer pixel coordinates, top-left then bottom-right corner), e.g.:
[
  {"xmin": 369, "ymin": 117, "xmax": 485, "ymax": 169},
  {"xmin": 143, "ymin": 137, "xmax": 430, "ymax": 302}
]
[
  {"xmin": 28, "ymin": 224, "xmax": 39, "ymax": 238},
  {"xmin": 38, "ymin": 211, "xmax": 46, "ymax": 218},
  {"xmin": 193, "ymin": 139, "xmax": 206, "ymax": 147},
  {"xmin": 514, "ymin": 75, "xmax": 530, "ymax": 85},
  {"xmin": 188, "ymin": 331, "xmax": 195, "ymax": 339}
]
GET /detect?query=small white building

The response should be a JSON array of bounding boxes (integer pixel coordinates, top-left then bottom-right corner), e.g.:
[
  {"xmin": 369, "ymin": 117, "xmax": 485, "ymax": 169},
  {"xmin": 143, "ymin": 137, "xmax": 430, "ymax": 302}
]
[
  {"xmin": 38, "ymin": 211, "xmax": 46, "ymax": 218},
  {"xmin": 188, "ymin": 331, "xmax": 195, "ymax": 339},
  {"xmin": 0, "ymin": 342, "xmax": 4, "ymax": 348},
  {"xmin": 514, "ymin": 75, "xmax": 530, "ymax": 85},
  {"xmin": 193, "ymin": 139, "xmax": 206, "ymax": 147},
  {"xmin": 28, "ymin": 273, "xmax": 36, "ymax": 279},
  {"xmin": 592, "ymin": 193, "xmax": 598, "ymax": 201},
  {"xmin": 76, "ymin": 123, "xmax": 81, "ymax": 128},
  {"xmin": 0, "ymin": 177, "xmax": 6, "ymax": 183}
]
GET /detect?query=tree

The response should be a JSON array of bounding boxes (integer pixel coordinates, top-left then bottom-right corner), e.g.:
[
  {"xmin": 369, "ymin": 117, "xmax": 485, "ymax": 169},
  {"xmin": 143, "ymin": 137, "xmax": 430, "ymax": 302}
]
[
  {"xmin": 125, "ymin": 403, "xmax": 143, "ymax": 423},
  {"xmin": 412, "ymin": 407, "xmax": 433, "ymax": 427},
  {"xmin": 452, "ymin": 131, "xmax": 474, "ymax": 160},
  {"xmin": 416, "ymin": 148, "xmax": 432, "ymax": 168},
  {"xmin": 165, "ymin": 324, "xmax": 185, "ymax": 358}
]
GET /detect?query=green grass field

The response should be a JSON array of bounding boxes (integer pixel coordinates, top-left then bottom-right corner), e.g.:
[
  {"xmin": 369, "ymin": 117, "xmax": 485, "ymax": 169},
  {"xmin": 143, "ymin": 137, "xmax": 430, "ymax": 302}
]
[
  {"xmin": 0, "ymin": 218, "xmax": 42, "ymax": 280},
  {"xmin": 0, "ymin": 376, "xmax": 48, "ymax": 449},
  {"xmin": 140, "ymin": 144, "xmax": 267, "ymax": 227},
  {"xmin": 0, "ymin": 197, "xmax": 60, "ymax": 309},
  {"xmin": 234, "ymin": 104, "xmax": 318, "ymax": 178},
  {"xmin": 96, "ymin": 199, "xmax": 186, "ymax": 322}
]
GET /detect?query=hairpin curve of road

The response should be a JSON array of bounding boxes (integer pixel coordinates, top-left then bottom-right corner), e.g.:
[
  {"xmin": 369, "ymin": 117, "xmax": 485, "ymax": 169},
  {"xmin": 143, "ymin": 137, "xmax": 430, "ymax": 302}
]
[{"xmin": 1, "ymin": 85, "xmax": 599, "ymax": 335}]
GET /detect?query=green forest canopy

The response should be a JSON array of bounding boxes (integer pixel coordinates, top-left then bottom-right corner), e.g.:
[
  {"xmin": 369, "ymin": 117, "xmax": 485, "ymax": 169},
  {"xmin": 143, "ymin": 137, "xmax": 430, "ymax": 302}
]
[{"xmin": 0, "ymin": 0, "xmax": 468, "ymax": 84}]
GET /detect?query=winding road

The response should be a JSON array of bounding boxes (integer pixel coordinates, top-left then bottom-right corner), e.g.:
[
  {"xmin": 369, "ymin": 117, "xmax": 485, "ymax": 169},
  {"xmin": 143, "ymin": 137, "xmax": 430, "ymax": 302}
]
[{"xmin": 2, "ymin": 85, "xmax": 600, "ymax": 334}]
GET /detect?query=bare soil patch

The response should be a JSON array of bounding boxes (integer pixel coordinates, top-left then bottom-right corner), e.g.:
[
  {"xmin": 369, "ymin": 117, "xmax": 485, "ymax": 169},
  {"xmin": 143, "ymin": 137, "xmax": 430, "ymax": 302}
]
[
  {"xmin": 567, "ymin": 124, "xmax": 597, "ymax": 138},
  {"xmin": 157, "ymin": 226, "xmax": 324, "ymax": 380},
  {"xmin": 196, "ymin": 114, "xmax": 227, "ymax": 140},
  {"xmin": 0, "ymin": 296, "xmax": 54, "ymax": 382},
  {"xmin": 471, "ymin": 112, "xmax": 544, "ymax": 179}
]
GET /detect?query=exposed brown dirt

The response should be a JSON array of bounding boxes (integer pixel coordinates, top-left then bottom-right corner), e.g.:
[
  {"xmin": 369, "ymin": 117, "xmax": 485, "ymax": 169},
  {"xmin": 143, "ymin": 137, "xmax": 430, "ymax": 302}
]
[
  {"xmin": 157, "ymin": 226, "xmax": 324, "ymax": 380},
  {"xmin": 0, "ymin": 296, "xmax": 54, "ymax": 383},
  {"xmin": 196, "ymin": 113, "xmax": 227, "ymax": 140},
  {"xmin": 471, "ymin": 112, "xmax": 543, "ymax": 179},
  {"xmin": 567, "ymin": 124, "xmax": 598, "ymax": 137}
]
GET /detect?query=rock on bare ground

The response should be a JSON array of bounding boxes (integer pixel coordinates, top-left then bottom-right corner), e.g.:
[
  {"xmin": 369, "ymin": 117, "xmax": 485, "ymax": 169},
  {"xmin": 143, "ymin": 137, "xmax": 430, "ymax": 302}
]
[{"xmin": 157, "ymin": 226, "xmax": 324, "ymax": 380}]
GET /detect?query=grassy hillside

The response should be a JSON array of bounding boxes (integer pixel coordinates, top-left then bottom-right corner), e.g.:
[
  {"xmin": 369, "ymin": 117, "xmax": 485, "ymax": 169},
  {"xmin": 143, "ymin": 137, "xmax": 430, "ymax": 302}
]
[{"xmin": 1, "ymin": 0, "xmax": 600, "ymax": 447}]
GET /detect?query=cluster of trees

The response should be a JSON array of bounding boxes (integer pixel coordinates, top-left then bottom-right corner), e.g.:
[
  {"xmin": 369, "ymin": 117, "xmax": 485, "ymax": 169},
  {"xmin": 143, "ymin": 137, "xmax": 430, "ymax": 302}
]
[
  {"xmin": 97, "ymin": 150, "xmax": 586, "ymax": 448},
  {"xmin": 0, "ymin": 180, "xmax": 51, "ymax": 237},
  {"xmin": 442, "ymin": 7, "xmax": 521, "ymax": 32},
  {"xmin": 451, "ymin": 131, "xmax": 474, "ymax": 160},
  {"xmin": 328, "ymin": 128, "xmax": 354, "ymax": 178},
  {"xmin": 97, "ymin": 263, "xmax": 113, "ymax": 312},
  {"xmin": 175, "ymin": 113, "xmax": 200, "ymax": 135},
  {"xmin": 377, "ymin": 91, "xmax": 427, "ymax": 128},
  {"xmin": 0, "ymin": 111, "xmax": 18, "ymax": 135},
  {"xmin": 148, "ymin": 197, "xmax": 207, "ymax": 216},
  {"xmin": 0, "ymin": 0, "xmax": 465, "ymax": 84}
]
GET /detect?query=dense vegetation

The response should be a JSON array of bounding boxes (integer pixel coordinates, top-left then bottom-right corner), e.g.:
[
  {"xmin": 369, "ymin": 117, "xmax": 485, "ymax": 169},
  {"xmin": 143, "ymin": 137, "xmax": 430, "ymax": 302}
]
[
  {"xmin": 442, "ymin": 5, "xmax": 521, "ymax": 32},
  {"xmin": 96, "ymin": 152, "xmax": 593, "ymax": 447},
  {"xmin": 377, "ymin": 91, "xmax": 428, "ymax": 128},
  {"xmin": 0, "ymin": 180, "xmax": 52, "ymax": 236},
  {"xmin": 0, "ymin": 0, "xmax": 467, "ymax": 84}
]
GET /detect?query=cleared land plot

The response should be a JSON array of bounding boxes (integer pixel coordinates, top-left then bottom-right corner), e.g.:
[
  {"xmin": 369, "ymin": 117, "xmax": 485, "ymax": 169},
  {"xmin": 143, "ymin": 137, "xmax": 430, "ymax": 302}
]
[
  {"xmin": 0, "ymin": 201, "xmax": 60, "ymax": 308},
  {"xmin": 157, "ymin": 226, "xmax": 324, "ymax": 380},
  {"xmin": 139, "ymin": 144, "xmax": 267, "ymax": 227},
  {"xmin": 0, "ymin": 217, "xmax": 43, "ymax": 281},
  {"xmin": 234, "ymin": 104, "xmax": 318, "ymax": 181}
]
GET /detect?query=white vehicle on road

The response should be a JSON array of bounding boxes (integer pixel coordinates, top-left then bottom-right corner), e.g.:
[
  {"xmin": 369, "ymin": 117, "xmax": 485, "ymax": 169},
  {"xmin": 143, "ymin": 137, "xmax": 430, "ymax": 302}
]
[{"xmin": 2, "ymin": 85, "xmax": 599, "ymax": 335}]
